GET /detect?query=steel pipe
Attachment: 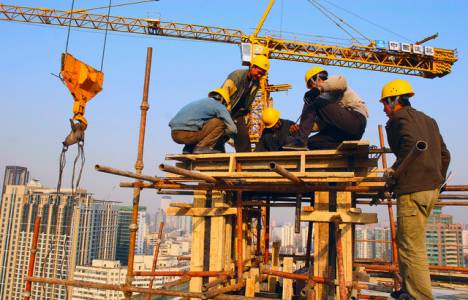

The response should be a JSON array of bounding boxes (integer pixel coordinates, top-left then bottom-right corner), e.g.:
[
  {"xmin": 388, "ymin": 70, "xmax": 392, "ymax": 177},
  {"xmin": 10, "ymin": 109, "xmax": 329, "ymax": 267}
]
[
  {"xmin": 134, "ymin": 271, "xmax": 229, "ymax": 277},
  {"xmin": 24, "ymin": 216, "xmax": 41, "ymax": 300},
  {"xmin": 269, "ymin": 161, "xmax": 304, "ymax": 184},
  {"xmin": 27, "ymin": 277, "xmax": 203, "ymax": 298},
  {"xmin": 393, "ymin": 140, "xmax": 427, "ymax": 180},
  {"xmin": 96, "ymin": 164, "xmax": 160, "ymax": 182},
  {"xmin": 159, "ymin": 163, "xmax": 218, "ymax": 183}
]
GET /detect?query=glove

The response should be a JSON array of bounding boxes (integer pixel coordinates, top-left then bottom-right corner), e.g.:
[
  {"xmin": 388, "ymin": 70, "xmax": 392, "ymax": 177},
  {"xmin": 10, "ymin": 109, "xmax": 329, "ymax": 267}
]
[
  {"xmin": 383, "ymin": 168, "xmax": 396, "ymax": 190},
  {"xmin": 303, "ymin": 88, "xmax": 321, "ymax": 105},
  {"xmin": 289, "ymin": 123, "xmax": 299, "ymax": 134}
]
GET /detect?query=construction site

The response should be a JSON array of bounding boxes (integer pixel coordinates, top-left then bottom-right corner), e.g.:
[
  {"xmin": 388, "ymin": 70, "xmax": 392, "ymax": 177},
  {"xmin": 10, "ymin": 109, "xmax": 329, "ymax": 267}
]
[{"xmin": 1, "ymin": 0, "xmax": 468, "ymax": 299}]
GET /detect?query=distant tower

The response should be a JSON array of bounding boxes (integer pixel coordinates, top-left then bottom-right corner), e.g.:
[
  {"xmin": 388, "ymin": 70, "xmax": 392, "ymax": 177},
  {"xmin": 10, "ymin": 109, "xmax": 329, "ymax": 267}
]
[{"xmin": 2, "ymin": 166, "xmax": 29, "ymax": 194}]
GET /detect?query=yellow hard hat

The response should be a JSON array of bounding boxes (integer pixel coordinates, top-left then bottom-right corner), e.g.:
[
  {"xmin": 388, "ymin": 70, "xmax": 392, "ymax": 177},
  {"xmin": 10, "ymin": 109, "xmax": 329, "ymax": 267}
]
[
  {"xmin": 262, "ymin": 107, "xmax": 280, "ymax": 128},
  {"xmin": 381, "ymin": 79, "xmax": 415, "ymax": 101},
  {"xmin": 209, "ymin": 88, "xmax": 231, "ymax": 110},
  {"xmin": 305, "ymin": 66, "xmax": 326, "ymax": 86},
  {"xmin": 251, "ymin": 55, "xmax": 270, "ymax": 72}
]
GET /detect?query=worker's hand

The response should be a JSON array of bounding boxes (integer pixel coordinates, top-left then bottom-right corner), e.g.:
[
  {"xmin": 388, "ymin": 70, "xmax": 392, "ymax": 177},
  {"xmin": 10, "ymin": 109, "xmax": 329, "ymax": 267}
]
[
  {"xmin": 303, "ymin": 88, "xmax": 321, "ymax": 105},
  {"xmin": 383, "ymin": 168, "xmax": 395, "ymax": 189},
  {"xmin": 289, "ymin": 124, "xmax": 300, "ymax": 134},
  {"xmin": 227, "ymin": 138, "xmax": 235, "ymax": 147}
]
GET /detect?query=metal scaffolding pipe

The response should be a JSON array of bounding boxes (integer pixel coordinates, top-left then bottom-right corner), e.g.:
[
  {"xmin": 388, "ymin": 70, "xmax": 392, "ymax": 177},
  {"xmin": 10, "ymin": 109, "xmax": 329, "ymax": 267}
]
[
  {"xmin": 95, "ymin": 164, "xmax": 160, "ymax": 182},
  {"xmin": 27, "ymin": 277, "xmax": 203, "ymax": 298},
  {"xmin": 269, "ymin": 161, "xmax": 304, "ymax": 184},
  {"xmin": 125, "ymin": 47, "xmax": 153, "ymax": 300},
  {"xmin": 134, "ymin": 271, "xmax": 230, "ymax": 277},
  {"xmin": 24, "ymin": 216, "xmax": 41, "ymax": 300},
  {"xmin": 147, "ymin": 222, "xmax": 164, "ymax": 300},
  {"xmin": 121, "ymin": 181, "xmax": 385, "ymax": 193},
  {"xmin": 159, "ymin": 163, "xmax": 218, "ymax": 183}
]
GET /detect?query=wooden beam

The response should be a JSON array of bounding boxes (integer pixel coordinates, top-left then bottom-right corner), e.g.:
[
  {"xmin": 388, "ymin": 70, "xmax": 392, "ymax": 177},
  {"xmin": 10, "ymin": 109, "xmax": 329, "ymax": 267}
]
[
  {"xmin": 282, "ymin": 257, "xmax": 294, "ymax": 300},
  {"xmin": 166, "ymin": 207, "xmax": 237, "ymax": 217},
  {"xmin": 209, "ymin": 190, "xmax": 227, "ymax": 283},
  {"xmin": 169, "ymin": 202, "xmax": 193, "ymax": 208},
  {"xmin": 300, "ymin": 211, "xmax": 377, "ymax": 224},
  {"xmin": 189, "ymin": 191, "xmax": 207, "ymax": 298}
]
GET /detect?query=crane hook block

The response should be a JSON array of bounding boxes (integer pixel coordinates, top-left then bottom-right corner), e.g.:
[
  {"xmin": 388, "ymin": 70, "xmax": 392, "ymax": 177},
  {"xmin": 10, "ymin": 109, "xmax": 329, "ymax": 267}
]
[{"xmin": 60, "ymin": 53, "xmax": 104, "ymax": 129}]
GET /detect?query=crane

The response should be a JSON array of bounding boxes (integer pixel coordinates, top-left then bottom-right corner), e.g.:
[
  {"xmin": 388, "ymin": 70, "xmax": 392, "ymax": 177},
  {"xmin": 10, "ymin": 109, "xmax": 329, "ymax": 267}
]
[
  {"xmin": 0, "ymin": 3, "xmax": 458, "ymax": 78},
  {"xmin": 0, "ymin": 2, "xmax": 458, "ymax": 140}
]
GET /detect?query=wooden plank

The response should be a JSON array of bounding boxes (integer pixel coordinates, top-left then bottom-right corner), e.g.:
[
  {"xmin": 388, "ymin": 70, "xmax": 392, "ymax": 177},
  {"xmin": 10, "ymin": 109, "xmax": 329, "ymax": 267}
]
[
  {"xmin": 282, "ymin": 257, "xmax": 294, "ymax": 300},
  {"xmin": 245, "ymin": 277, "xmax": 256, "ymax": 297},
  {"xmin": 189, "ymin": 190, "xmax": 207, "ymax": 298},
  {"xmin": 336, "ymin": 192, "xmax": 353, "ymax": 300},
  {"xmin": 209, "ymin": 190, "xmax": 226, "ymax": 283},
  {"xmin": 169, "ymin": 202, "xmax": 193, "ymax": 208},
  {"xmin": 313, "ymin": 192, "xmax": 330, "ymax": 299},
  {"xmin": 166, "ymin": 207, "xmax": 237, "ymax": 217},
  {"xmin": 268, "ymin": 241, "xmax": 280, "ymax": 292},
  {"xmin": 166, "ymin": 146, "xmax": 370, "ymax": 162},
  {"xmin": 250, "ymin": 267, "xmax": 260, "ymax": 292},
  {"xmin": 300, "ymin": 211, "xmax": 377, "ymax": 224},
  {"xmin": 165, "ymin": 171, "xmax": 356, "ymax": 179}
]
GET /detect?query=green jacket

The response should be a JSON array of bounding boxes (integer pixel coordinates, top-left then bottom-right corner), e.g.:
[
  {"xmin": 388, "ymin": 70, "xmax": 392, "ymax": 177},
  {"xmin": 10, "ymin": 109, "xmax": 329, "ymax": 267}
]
[
  {"xmin": 221, "ymin": 69, "xmax": 259, "ymax": 118},
  {"xmin": 386, "ymin": 106, "xmax": 450, "ymax": 195}
]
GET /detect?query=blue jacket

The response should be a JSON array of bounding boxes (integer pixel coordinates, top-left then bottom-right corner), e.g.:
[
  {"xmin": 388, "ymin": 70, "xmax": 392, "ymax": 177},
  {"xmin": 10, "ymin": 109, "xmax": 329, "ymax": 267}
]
[{"xmin": 169, "ymin": 98, "xmax": 237, "ymax": 136}]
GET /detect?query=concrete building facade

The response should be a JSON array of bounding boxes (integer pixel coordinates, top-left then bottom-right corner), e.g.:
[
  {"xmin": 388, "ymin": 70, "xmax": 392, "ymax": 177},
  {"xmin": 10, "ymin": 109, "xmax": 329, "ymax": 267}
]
[{"xmin": 0, "ymin": 182, "xmax": 118, "ymax": 300}]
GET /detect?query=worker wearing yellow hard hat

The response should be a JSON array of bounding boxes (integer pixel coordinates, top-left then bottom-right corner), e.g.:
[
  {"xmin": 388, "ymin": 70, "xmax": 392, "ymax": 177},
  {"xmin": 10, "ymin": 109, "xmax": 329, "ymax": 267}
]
[
  {"xmin": 378, "ymin": 78, "xmax": 450, "ymax": 300},
  {"xmin": 169, "ymin": 88, "xmax": 237, "ymax": 154},
  {"xmin": 220, "ymin": 55, "xmax": 270, "ymax": 152},
  {"xmin": 283, "ymin": 66, "xmax": 369, "ymax": 150},
  {"xmin": 255, "ymin": 107, "xmax": 300, "ymax": 152}
]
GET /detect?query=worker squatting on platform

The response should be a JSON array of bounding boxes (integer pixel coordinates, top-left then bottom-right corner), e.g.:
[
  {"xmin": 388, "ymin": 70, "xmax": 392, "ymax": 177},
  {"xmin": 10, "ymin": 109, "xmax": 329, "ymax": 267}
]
[
  {"xmin": 283, "ymin": 67, "xmax": 369, "ymax": 150},
  {"xmin": 380, "ymin": 79, "xmax": 450, "ymax": 300},
  {"xmin": 168, "ymin": 89, "xmax": 237, "ymax": 154}
]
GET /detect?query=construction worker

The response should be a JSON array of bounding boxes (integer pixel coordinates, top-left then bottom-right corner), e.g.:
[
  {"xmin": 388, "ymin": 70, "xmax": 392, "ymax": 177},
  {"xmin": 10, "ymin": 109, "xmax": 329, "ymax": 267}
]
[
  {"xmin": 169, "ymin": 89, "xmax": 237, "ymax": 154},
  {"xmin": 283, "ymin": 66, "xmax": 368, "ymax": 150},
  {"xmin": 255, "ymin": 107, "xmax": 298, "ymax": 152},
  {"xmin": 220, "ymin": 55, "xmax": 270, "ymax": 152},
  {"xmin": 379, "ymin": 79, "xmax": 450, "ymax": 300}
]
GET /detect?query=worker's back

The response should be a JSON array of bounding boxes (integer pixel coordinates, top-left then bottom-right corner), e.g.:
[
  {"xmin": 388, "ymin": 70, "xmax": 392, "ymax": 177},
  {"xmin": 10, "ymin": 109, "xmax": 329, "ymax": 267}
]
[{"xmin": 385, "ymin": 106, "xmax": 450, "ymax": 195}]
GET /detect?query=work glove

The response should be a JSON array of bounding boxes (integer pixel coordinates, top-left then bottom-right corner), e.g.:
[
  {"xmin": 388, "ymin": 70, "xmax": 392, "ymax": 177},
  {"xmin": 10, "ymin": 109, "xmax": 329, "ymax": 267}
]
[
  {"xmin": 289, "ymin": 123, "xmax": 300, "ymax": 134},
  {"xmin": 303, "ymin": 88, "xmax": 321, "ymax": 105},
  {"xmin": 383, "ymin": 168, "xmax": 396, "ymax": 189}
]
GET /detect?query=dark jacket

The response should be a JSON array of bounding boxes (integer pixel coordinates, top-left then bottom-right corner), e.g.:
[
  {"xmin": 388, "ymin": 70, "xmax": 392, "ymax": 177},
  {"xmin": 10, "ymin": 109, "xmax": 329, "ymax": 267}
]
[
  {"xmin": 221, "ymin": 69, "xmax": 260, "ymax": 118},
  {"xmin": 255, "ymin": 119, "xmax": 296, "ymax": 152},
  {"xmin": 385, "ymin": 106, "xmax": 450, "ymax": 195}
]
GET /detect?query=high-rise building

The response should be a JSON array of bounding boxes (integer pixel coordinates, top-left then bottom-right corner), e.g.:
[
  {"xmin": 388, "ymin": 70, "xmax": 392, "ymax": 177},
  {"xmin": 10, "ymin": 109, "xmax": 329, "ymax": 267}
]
[
  {"xmin": 426, "ymin": 207, "xmax": 464, "ymax": 267},
  {"xmin": 2, "ymin": 165, "xmax": 29, "ymax": 195},
  {"xmin": 463, "ymin": 225, "xmax": 468, "ymax": 267},
  {"xmin": 374, "ymin": 227, "xmax": 392, "ymax": 261},
  {"xmin": 0, "ymin": 182, "xmax": 118, "ymax": 300},
  {"xmin": 154, "ymin": 208, "xmax": 166, "ymax": 232},
  {"xmin": 72, "ymin": 256, "xmax": 188, "ymax": 300},
  {"xmin": 115, "ymin": 206, "xmax": 147, "ymax": 265},
  {"xmin": 355, "ymin": 226, "xmax": 374, "ymax": 259}
]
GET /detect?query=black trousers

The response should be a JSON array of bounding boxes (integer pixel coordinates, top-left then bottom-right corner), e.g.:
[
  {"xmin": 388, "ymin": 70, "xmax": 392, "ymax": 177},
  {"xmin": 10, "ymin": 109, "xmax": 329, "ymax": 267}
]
[
  {"xmin": 298, "ymin": 100, "xmax": 366, "ymax": 150},
  {"xmin": 233, "ymin": 115, "xmax": 252, "ymax": 152}
]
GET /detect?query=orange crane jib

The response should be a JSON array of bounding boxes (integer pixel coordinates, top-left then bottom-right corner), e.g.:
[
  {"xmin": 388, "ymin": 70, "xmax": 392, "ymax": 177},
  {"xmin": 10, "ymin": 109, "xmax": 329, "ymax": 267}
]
[{"xmin": 60, "ymin": 53, "xmax": 104, "ymax": 129}]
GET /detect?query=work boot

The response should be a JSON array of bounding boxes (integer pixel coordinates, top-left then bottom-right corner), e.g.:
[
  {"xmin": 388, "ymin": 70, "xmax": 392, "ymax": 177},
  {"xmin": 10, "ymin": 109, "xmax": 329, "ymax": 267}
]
[
  {"xmin": 390, "ymin": 290, "xmax": 411, "ymax": 300},
  {"xmin": 192, "ymin": 146, "xmax": 221, "ymax": 154},
  {"xmin": 282, "ymin": 138, "xmax": 308, "ymax": 151},
  {"xmin": 182, "ymin": 145, "xmax": 195, "ymax": 154}
]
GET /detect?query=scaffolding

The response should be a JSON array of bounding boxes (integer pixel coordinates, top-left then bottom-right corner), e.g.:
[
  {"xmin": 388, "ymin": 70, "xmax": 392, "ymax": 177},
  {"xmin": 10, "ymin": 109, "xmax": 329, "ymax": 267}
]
[{"xmin": 23, "ymin": 48, "xmax": 468, "ymax": 300}]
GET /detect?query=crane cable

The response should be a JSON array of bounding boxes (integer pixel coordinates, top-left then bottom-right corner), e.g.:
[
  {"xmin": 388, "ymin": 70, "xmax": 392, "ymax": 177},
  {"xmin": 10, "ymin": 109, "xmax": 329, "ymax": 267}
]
[
  {"xmin": 319, "ymin": 0, "xmax": 413, "ymax": 43},
  {"xmin": 307, "ymin": 0, "xmax": 372, "ymax": 44}
]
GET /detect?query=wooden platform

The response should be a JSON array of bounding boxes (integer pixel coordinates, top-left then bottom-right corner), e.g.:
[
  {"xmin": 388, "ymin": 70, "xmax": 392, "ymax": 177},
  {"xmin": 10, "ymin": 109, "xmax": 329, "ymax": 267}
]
[{"xmin": 160, "ymin": 141, "xmax": 382, "ymax": 299}]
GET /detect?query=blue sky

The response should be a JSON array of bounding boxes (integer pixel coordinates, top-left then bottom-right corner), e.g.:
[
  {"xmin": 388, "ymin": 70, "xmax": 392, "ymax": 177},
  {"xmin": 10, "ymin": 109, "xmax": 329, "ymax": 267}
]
[{"xmin": 1, "ymin": 0, "xmax": 467, "ymax": 223}]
